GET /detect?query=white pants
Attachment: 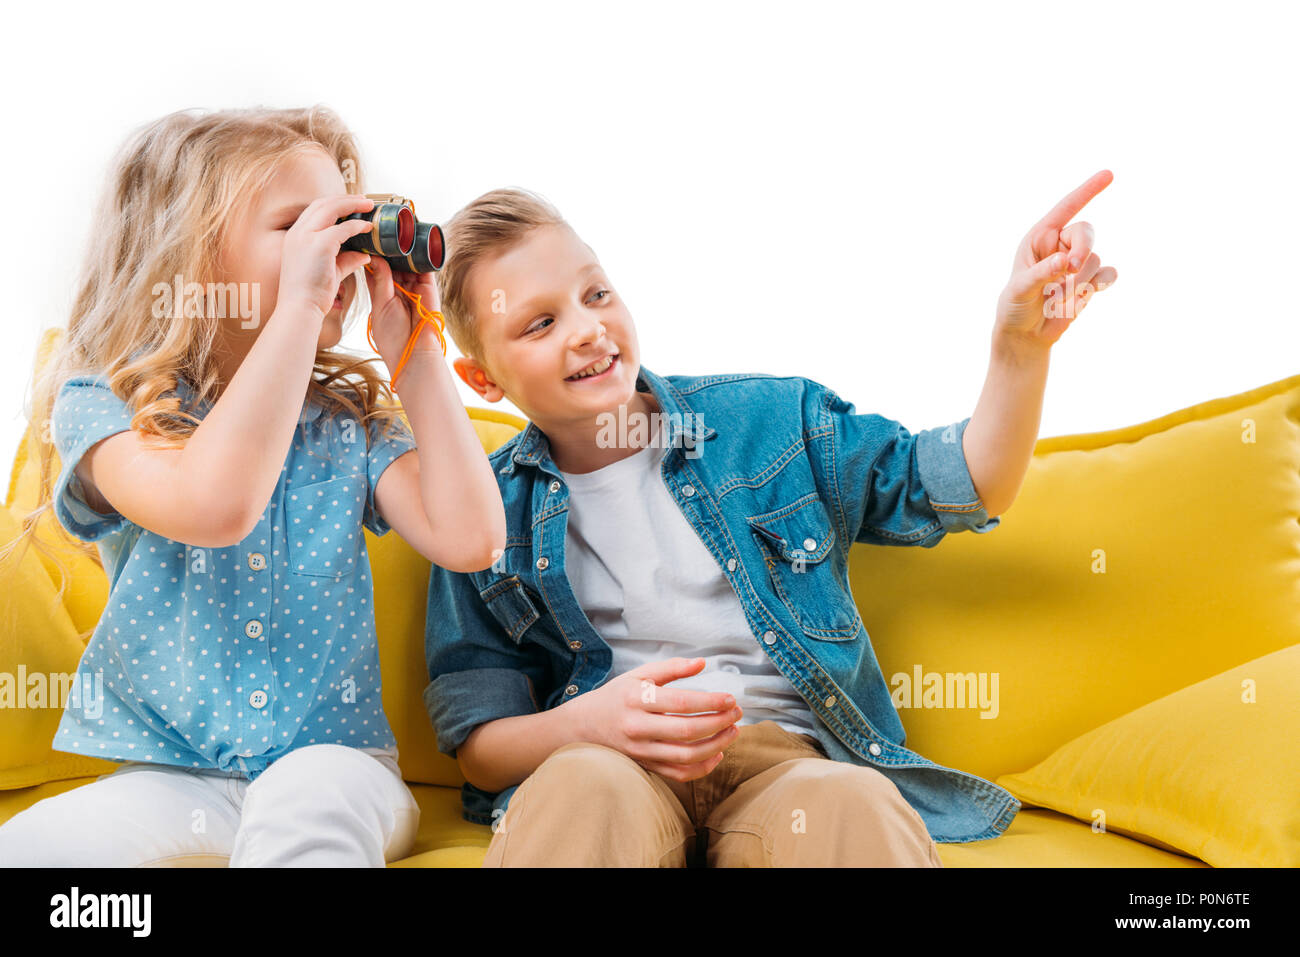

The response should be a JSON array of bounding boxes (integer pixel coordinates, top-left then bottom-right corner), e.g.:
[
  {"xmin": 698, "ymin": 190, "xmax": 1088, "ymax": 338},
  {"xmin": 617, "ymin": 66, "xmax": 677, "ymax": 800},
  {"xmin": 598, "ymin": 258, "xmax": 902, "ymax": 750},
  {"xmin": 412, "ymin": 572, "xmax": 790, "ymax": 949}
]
[{"xmin": 0, "ymin": 744, "xmax": 420, "ymax": 867}]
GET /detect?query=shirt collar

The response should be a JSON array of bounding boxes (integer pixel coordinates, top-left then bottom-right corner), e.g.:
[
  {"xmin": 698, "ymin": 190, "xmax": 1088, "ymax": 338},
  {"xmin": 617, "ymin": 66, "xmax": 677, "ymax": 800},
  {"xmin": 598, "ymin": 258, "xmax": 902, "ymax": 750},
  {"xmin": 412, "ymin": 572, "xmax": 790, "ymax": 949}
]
[{"xmin": 500, "ymin": 363, "xmax": 716, "ymax": 476}]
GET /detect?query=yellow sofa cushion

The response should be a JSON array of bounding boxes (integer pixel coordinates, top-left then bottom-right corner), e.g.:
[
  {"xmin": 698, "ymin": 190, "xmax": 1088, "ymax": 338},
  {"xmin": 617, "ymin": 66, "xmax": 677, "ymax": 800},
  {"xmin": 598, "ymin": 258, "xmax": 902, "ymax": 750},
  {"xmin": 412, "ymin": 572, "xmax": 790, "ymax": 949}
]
[
  {"xmin": 0, "ymin": 504, "xmax": 121, "ymax": 787},
  {"xmin": 849, "ymin": 371, "xmax": 1300, "ymax": 784},
  {"xmin": 996, "ymin": 644, "xmax": 1299, "ymax": 867},
  {"xmin": 5, "ymin": 330, "xmax": 110, "ymax": 638},
  {"xmin": 370, "ymin": 405, "xmax": 525, "ymax": 787}
]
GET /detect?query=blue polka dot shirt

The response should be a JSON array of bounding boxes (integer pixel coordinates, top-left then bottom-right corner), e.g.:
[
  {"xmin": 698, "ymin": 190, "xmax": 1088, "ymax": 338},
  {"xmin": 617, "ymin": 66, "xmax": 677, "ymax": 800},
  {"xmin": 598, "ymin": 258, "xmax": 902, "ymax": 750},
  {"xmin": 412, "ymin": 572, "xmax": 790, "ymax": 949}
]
[{"xmin": 49, "ymin": 374, "xmax": 416, "ymax": 778}]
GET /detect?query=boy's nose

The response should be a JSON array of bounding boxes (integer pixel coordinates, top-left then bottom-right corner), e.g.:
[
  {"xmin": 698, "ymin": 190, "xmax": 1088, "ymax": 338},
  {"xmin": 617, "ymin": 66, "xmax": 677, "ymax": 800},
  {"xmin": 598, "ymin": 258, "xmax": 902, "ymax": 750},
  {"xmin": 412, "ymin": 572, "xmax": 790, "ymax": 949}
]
[{"xmin": 568, "ymin": 313, "xmax": 608, "ymax": 349}]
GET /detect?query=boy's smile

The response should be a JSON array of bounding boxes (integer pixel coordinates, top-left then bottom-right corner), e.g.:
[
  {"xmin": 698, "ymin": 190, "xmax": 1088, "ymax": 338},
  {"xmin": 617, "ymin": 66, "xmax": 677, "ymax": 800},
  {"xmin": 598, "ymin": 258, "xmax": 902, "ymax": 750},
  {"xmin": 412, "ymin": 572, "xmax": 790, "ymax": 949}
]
[{"xmin": 456, "ymin": 222, "xmax": 659, "ymax": 473}]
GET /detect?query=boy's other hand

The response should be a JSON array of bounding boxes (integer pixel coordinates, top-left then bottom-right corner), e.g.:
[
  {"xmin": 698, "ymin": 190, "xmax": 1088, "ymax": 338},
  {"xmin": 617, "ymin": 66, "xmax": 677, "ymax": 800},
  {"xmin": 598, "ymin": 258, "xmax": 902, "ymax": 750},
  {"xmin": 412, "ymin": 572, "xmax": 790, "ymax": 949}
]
[
  {"xmin": 995, "ymin": 168, "xmax": 1119, "ymax": 352},
  {"xmin": 572, "ymin": 657, "xmax": 744, "ymax": 782}
]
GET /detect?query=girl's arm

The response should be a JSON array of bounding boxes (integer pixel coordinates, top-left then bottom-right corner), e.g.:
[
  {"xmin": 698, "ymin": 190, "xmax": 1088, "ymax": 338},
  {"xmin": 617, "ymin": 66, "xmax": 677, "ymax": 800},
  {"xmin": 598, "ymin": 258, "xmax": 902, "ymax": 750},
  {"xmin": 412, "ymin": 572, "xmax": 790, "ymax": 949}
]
[
  {"xmin": 364, "ymin": 258, "xmax": 506, "ymax": 573},
  {"xmin": 371, "ymin": 351, "xmax": 506, "ymax": 573},
  {"xmin": 77, "ymin": 194, "xmax": 376, "ymax": 547}
]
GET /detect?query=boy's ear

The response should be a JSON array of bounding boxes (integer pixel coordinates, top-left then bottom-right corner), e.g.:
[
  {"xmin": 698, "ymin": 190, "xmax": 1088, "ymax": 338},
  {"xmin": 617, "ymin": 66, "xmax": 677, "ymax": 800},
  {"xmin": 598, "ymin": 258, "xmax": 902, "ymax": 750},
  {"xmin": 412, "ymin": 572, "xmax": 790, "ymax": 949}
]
[{"xmin": 453, "ymin": 356, "xmax": 506, "ymax": 403}]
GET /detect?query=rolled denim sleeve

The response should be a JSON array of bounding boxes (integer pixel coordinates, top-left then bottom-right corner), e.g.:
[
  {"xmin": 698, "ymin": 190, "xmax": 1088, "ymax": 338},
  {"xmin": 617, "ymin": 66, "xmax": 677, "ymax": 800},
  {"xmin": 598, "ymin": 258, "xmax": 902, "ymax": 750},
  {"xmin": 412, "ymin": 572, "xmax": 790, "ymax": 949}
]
[
  {"xmin": 424, "ymin": 564, "xmax": 551, "ymax": 757},
  {"xmin": 811, "ymin": 381, "xmax": 1000, "ymax": 548}
]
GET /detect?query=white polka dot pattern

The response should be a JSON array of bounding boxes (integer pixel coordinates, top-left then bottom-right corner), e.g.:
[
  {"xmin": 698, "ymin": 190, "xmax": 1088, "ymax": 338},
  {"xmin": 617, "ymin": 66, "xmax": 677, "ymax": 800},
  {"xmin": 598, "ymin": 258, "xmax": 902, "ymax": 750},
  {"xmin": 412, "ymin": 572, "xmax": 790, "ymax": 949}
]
[{"xmin": 46, "ymin": 375, "xmax": 417, "ymax": 779}]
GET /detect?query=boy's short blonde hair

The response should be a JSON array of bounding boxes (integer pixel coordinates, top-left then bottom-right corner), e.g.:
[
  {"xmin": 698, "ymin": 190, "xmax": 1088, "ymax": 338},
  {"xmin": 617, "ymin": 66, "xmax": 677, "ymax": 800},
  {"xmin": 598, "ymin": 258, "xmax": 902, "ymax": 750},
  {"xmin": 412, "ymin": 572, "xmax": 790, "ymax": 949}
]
[{"xmin": 436, "ymin": 187, "xmax": 566, "ymax": 365}]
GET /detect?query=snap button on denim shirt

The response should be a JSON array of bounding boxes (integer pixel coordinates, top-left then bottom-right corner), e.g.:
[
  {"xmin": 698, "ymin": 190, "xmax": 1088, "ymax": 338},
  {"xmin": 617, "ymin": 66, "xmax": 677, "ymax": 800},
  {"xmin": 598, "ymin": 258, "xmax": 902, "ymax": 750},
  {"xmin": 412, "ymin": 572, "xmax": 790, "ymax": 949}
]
[
  {"xmin": 424, "ymin": 365, "xmax": 1018, "ymax": 843},
  {"xmin": 49, "ymin": 375, "xmax": 415, "ymax": 778}
]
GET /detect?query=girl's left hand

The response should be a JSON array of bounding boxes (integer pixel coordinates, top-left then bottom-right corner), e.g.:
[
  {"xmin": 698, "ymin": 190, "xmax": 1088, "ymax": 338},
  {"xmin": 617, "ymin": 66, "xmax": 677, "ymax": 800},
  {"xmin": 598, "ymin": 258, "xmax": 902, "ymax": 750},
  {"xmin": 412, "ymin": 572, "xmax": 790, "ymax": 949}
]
[
  {"xmin": 995, "ymin": 169, "xmax": 1119, "ymax": 351},
  {"xmin": 363, "ymin": 256, "xmax": 445, "ymax": 378}
]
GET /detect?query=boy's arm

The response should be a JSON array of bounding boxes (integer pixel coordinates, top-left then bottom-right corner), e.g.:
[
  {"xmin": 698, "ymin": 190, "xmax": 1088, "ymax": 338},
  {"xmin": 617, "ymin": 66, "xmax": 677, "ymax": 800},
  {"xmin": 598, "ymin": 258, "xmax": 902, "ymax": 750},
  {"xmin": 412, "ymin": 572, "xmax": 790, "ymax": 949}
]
[
  {"xmin": 961, "ymin": 335, "xmax": 1052, "ymax": 519},
  {"xmin": 425, "ymin": 562, "xmax": 578, "ymax": 792},
  {"xmin": 963, "ymin": 169, "xmax": 1116, "ymax": 516},
  {"xmin": 458, "ymin": 707, "xmax": 585, "ymax": 794},
  {"xmin": 372, "ymin": 351, "xmax": 505, "ymax": 573},
  {"xmin": 809, "ymin": 380, "xmax": 1001, "ymax": 549}
]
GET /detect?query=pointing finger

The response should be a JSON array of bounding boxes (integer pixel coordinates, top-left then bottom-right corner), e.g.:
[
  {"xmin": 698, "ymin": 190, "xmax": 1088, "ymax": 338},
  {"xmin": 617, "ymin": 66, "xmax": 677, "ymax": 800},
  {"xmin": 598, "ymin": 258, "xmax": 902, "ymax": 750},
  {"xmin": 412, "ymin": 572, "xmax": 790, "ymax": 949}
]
[{"xmin": 1036, "ymin": 169, "xmax": 1113, "ymax": 233}]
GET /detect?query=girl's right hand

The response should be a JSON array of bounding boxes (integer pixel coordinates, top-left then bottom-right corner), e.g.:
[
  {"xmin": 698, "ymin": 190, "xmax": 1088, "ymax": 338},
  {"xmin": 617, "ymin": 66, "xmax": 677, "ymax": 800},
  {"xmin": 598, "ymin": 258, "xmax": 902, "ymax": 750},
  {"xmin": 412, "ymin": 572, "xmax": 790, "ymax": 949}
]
[
  {"xmin": 276, "ymin": 194, "xmax": 377, "ymax": 319},
  {"xmin": 571, "ymin": 657, "xmax": 744, "ymax": 782}
]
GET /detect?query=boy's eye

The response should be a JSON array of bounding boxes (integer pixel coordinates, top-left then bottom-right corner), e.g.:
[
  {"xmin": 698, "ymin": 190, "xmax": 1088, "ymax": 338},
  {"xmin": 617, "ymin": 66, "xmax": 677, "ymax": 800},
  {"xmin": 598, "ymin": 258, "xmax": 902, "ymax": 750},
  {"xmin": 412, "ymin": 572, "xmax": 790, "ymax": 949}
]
[
  {"xmin": 589, "ymin": 289, "xmax": 610, "ymax": 303},
  {"xmin": 526, "ymin": 317, "xmax": 553, "ymax": 335}
]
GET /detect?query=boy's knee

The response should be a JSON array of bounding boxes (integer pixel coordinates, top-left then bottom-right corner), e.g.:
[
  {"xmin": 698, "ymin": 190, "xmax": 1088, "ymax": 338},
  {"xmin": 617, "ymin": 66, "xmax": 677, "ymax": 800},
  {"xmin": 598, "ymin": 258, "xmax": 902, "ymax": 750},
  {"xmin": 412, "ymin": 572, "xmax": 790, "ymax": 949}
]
[{"xmin": 527, "ymin": 742, "xmax": 659, "ymax": 811}]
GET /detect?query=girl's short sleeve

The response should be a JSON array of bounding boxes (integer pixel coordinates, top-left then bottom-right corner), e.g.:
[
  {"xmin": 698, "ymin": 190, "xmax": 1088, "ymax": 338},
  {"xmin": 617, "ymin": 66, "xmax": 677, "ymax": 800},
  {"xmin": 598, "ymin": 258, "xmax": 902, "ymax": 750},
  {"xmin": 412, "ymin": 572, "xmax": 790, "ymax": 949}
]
[
  {"xmin": 50, "ymin": 375, "xmax": 137, "ymax": 542},
  {"xmin": 363, "ymin": 413, "xmax": 417, "ymax": 536}
]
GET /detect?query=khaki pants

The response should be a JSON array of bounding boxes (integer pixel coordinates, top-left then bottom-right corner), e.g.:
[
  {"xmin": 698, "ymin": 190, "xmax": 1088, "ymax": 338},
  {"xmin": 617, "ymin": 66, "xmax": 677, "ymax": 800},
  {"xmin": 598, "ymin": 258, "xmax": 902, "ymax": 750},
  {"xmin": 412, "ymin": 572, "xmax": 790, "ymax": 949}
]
[{"xmin": 482, "ymin": 719, "xmax": 942, "ymax": 867}]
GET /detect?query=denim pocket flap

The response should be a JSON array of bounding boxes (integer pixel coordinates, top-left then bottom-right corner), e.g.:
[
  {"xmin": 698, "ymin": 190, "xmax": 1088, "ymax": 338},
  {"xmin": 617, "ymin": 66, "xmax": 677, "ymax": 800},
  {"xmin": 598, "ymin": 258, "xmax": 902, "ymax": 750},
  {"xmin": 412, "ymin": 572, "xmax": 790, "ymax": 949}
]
[
  {"xmin": 747, "ymin": 494, "xmax": 836, "ymax": 565},
  {"xmin": 478, "ymin": 576, "xmax": 541, "ymax": 644}
]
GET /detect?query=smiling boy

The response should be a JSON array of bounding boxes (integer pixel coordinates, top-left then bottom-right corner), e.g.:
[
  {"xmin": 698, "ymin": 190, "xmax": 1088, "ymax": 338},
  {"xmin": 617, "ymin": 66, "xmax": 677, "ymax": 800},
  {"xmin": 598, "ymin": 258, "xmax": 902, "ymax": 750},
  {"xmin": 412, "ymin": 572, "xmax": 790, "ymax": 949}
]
[{"xmin": 424, "ymin": 177, "xmax": 1116, "ymax": 866}]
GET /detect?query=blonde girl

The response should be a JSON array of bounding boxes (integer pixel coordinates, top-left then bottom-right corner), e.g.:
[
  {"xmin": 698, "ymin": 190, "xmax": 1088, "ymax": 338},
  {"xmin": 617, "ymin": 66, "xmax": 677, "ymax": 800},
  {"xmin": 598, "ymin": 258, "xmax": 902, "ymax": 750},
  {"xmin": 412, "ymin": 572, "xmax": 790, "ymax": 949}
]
[{"xmin": 0, "ymin": 106, "xmax": 505, "ymax": 866}]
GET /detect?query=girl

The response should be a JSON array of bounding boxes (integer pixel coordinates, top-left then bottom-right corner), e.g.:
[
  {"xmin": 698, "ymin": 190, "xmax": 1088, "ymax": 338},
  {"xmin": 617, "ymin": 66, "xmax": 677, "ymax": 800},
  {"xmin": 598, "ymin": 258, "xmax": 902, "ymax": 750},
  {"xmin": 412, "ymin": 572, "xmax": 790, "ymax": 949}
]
[{"xmin": 0, "ymin": 106, "xmax": 506, "ymax": 866}]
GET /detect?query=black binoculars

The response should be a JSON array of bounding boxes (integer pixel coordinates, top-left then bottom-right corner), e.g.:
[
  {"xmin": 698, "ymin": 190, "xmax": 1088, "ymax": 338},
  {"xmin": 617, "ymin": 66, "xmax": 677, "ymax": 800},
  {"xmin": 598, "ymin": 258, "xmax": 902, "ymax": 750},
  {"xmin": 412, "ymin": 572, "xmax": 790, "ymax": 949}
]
[{"xmin": 338, "ymin": 193, "xmax": 445, "ymax": 273}]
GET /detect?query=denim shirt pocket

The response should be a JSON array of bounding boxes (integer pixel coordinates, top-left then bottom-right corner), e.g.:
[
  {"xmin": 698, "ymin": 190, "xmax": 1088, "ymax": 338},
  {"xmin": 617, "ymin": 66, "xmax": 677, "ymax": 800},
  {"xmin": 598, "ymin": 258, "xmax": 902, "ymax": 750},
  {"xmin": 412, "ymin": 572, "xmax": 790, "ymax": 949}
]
[
  {"xmin": 747, "ymin": 493, "xmax": 863, "ymax": 641},
  {"xmin": 285, "ymin": 474, "xmax": 365, "ymax": 581},
  {"xmin": 478, "ymin": 575, "xmax": 541, "ymax": 644}
]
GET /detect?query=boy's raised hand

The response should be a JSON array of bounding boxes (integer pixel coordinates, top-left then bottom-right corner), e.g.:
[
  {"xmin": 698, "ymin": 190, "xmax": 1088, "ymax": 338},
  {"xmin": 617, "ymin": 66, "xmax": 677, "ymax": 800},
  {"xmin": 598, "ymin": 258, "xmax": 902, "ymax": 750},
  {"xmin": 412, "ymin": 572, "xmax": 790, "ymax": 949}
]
[
  {"xmin": 363, "ymin": 256, "xmax": 446, "ymax": 378},
  {"xmin": 995, "ymin": 169, "xmax": 1119, "ymax": 351},
  {"xmin": 573, "ymin": 657, "xmax": 744, "ymax": 782}
]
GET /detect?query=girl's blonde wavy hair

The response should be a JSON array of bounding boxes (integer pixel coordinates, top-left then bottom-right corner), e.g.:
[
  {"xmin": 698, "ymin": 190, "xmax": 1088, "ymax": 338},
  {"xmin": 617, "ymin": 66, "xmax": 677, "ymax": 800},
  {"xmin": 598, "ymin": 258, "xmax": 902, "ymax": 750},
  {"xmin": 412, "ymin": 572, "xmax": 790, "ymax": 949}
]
[{"xmin": 1, "ymin": 105, "xmax": 404, "ymax": 618}]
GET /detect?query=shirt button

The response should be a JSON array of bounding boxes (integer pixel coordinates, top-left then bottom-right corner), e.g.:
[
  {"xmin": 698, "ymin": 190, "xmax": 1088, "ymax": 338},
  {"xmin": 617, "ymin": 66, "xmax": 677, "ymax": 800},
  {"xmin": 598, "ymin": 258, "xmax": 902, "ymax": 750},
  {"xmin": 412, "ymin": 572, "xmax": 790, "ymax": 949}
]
[
  {"xmin": 868, "ymin": 742, "xmax": 883, "ymax": 757},
  {"xmin": 568, "ymin": 640, "xmax": 582, "ymax": 650},
  {"xmin": 802, "ymin": 538, "xmax": 817, "ymax": 551},
  {"xmin": 682, "ymin": 485, "xmax": 695, "ymax": 497},
  {"xmin": 824, "ymin": 695, "xmax": 837, "ymax": 708},
  {"xmin": 726, "ymin": 558, "xmax": 737, "ymax": 572},
  {"xmin": 247, "ymin": 552, "xmax": 267, "ymax": 571},
  {"xmin": 565, "ymin": 684, "xmax": 579, "ymax": 696},
  {"xmin": 248, "ymin": 690, "xmax": 268, "ymax": 709},
  {"xmin": 244, "ymin": 619, "xmax": 263, "ymax": 639},
  {"xmin": 762, "ymin": 631, "xmax": 776, "ymax": 645},
  {"xmin": 536, "ymin": 557, "xmax": 549, "ymax": 570},
  {"xmin": 549, "ymin": 480, "xmax": 561, "ymax": 493}
]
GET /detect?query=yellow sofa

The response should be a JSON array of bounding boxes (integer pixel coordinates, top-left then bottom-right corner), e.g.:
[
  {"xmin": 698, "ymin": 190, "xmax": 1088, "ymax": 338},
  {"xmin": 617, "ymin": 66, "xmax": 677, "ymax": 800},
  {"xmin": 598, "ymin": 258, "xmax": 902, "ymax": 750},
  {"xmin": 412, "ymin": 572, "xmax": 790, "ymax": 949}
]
[{"xmin": 4, "ymin": 339, "xmax": 1298, "ymax": 866}]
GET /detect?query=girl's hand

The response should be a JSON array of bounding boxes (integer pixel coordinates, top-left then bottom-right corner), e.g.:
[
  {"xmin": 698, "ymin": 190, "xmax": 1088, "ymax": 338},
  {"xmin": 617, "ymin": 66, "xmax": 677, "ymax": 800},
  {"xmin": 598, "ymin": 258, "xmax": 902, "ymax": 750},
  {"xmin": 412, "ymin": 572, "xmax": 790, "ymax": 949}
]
[
  {"xmin": 364, "ymin": 256, "xmax": 445, "ymax": 377},
  {"xmin": 277, "ymin": 194, "xmax": 376, "ymax": 319},
  {"xmin": 570, "ymin": 657, "xmax": 744, "ymax": 783},
  {"xmin": 995, "ymin": 170, "xmax": 1119, "ymax": 352}
]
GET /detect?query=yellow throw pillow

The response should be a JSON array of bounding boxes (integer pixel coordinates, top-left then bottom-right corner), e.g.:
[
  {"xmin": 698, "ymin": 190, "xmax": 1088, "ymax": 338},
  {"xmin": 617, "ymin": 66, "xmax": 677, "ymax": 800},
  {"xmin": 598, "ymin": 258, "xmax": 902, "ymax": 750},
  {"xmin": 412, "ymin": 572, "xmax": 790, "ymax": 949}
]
[
  {"xmin": 996, "ymin": 644, "xmax": 1300, "ymax": 867},
  {"xmin": 849, "ymin": 371, "xmax": 1300, "ymax": 783},
  {"xmin": 0, "ymin": 504, "xmax": 121, "ymax": 788},
  {"xmin": 5, "ymin": 329, "xmax": 110, "ymax": 638},
  {"xmin": 374, "ymin": 405, "xmax": 526, "ymax": 787}
]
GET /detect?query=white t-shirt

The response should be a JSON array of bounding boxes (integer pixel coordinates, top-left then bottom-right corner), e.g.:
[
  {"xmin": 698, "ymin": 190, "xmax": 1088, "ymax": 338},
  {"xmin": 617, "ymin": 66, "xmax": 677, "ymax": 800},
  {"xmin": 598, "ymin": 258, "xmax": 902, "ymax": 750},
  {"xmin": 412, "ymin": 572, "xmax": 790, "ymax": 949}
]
[{"xmin": 556, "ymin": 422, "xmax": 819, "ymax": 739}]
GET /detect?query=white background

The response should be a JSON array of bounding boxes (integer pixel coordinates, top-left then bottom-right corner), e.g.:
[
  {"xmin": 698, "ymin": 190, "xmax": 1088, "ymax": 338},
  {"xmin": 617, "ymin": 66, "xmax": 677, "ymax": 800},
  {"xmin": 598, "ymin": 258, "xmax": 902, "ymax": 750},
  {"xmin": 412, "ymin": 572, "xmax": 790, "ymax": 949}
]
[{"xmin": 2, "ymin": 0, "xmax": 1297, "ymax": 464}]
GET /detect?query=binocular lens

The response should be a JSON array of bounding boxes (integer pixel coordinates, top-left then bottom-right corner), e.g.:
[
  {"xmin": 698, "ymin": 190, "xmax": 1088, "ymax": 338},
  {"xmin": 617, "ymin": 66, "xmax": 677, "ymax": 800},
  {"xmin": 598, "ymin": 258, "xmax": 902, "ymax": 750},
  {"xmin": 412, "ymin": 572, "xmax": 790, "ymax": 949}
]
[
  {"xmin": 397, "ymin": 207, "xmax": 415, "ymax": 255},
  {"xmin": 384, "ymin": 221, "xmax": 446, "ymax": 274},
  {"xmin": 340, "ymin": 202, "xmax": 416, "ymax": 258}
]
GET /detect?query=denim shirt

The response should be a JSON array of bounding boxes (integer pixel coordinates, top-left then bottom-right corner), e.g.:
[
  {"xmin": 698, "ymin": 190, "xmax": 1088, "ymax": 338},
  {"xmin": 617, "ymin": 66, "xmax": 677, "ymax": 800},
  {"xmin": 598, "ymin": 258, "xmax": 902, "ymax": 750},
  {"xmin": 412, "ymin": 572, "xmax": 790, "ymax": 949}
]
[{"xmin": 424, "ymin": 365, "xmax": 1019, "ymax": 843}]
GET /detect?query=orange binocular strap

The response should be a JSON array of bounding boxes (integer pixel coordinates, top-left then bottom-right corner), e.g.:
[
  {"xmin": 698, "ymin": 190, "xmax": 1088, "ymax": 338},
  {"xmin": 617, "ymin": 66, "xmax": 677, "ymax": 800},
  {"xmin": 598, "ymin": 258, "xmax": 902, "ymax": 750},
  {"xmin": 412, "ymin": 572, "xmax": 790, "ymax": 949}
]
[{"xmin": 362, "ymin": 262, "xmax": 447, "ymax": 393}]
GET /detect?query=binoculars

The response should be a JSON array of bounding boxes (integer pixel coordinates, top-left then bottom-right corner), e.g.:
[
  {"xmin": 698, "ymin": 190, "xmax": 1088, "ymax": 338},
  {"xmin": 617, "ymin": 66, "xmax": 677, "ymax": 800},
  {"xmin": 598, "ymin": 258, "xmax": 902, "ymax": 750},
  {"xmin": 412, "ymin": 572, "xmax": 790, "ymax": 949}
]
[{"xmin": 338, "ymin": 193, "xmax": 446, "ymax": 273}]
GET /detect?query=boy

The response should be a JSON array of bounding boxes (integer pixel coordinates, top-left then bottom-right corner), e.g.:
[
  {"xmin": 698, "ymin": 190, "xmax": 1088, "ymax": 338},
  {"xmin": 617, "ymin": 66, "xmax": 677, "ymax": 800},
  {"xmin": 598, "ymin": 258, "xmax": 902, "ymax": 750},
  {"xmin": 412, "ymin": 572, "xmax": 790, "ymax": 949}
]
[{"xmin": 424, "ymin": 176, "xmax": 1116, "ymax": 866}]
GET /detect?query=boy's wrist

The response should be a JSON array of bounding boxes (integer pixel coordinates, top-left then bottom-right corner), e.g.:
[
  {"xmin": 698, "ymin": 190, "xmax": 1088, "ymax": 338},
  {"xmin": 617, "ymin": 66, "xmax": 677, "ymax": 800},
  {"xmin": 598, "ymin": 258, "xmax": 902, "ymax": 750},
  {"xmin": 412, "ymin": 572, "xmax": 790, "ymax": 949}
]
[
  {"xmin": 991, "ymin": 326, "xmax": 1052, "ymax": 367},
  {"xmin": 558, "ymin": 693, "xmax": 595, "ymax": 746}
]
